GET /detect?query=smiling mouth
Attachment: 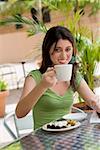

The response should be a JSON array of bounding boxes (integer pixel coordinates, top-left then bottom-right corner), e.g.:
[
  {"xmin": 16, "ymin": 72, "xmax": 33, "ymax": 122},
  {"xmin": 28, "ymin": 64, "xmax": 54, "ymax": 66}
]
[{"xmin": 59, "ymin": 60, "xmax": 67, "ymax": 64}]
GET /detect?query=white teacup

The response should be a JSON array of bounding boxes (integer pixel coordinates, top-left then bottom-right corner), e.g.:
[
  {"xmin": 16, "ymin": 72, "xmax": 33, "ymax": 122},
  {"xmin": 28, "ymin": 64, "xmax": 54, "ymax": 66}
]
[{"xmin": 54, "ymin": 64, "xmax": 73, "ymax": 81}]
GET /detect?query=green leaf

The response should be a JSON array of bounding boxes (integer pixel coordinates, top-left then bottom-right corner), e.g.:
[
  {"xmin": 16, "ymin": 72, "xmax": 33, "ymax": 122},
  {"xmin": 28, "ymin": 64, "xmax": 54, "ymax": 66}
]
[{"xmin": 0, "ymin": 80, "xmax": 8, "ymax": 91}]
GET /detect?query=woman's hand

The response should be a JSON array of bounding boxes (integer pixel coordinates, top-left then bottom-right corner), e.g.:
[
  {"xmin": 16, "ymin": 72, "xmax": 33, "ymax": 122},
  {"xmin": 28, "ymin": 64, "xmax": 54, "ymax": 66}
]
[
  {"xmin": 77, "ymin": 79, "xmax": 100, "ymax": 113},
  {"xmin": 41, "ymin": 67, "xmax": 57, "ymax": 88},
  {"xmin": 89, "ymin": 95, "xmax": 100, "ymax": 113}
]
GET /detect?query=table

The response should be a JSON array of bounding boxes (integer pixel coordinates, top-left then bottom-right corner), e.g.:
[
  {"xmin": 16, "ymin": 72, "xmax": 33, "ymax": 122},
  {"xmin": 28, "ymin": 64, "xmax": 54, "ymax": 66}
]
[{"xmin": 1, "ymin": 113, "xmax": 100, "ymax": 150}]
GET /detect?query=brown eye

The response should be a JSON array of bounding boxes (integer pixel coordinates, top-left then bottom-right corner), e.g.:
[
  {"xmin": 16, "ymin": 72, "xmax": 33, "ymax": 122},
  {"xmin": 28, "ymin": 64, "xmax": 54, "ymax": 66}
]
[
  {"xmin": 54, "ymin": 48, "xmax": 61, "ymax": 53},
  {"xmin": 65, "ymin": 47, "xmax": 72, "ymax": 52}
]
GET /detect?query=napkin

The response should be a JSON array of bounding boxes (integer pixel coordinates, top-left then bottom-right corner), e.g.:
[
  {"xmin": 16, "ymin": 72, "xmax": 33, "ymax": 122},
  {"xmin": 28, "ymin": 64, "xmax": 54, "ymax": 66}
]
[{"xmin": 90, "ymin": 111, "xmax": 100, "ymax": 123}]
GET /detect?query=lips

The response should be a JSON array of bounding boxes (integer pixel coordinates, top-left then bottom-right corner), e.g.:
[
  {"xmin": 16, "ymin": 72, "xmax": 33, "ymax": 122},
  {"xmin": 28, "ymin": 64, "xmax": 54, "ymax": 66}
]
[{"xmin": 59, "ymin": 60, "xmax": 68, "ymax": 64}]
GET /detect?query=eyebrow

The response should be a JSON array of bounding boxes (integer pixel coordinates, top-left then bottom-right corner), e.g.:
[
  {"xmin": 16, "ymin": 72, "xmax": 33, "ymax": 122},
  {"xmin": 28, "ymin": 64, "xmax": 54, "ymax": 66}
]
[{"xmin": 55, "ymin": 46, "xmax": 72, "ymax": 49}]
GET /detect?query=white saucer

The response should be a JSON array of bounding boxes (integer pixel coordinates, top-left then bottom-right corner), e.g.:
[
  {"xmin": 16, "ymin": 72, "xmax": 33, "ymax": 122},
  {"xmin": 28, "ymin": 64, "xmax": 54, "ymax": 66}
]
[{"xmin": 63, "ymin": 113, "xmax": 87, "ymax": 121}]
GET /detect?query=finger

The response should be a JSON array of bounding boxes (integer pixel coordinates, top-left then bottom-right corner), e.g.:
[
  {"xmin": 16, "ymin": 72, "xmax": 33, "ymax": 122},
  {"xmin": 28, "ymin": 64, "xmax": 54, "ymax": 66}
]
[
  {"xmin": 48, "ymin": 71, "xmax": 55, "ymax": 77},
  {"xmin": 47, "ymin": 67, "xmax": 54, "ymax": 72}
]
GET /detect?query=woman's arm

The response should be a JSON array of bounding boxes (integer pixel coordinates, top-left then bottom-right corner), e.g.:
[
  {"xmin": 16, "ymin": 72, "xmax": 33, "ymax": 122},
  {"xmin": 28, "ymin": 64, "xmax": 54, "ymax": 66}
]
[
  {"xmin": 16, "ymin": 67, "xmax": 57, "ymax": 118},
  {"xmin": 15, "ymin": 76, "xmax": 48, "ymax": 118},
  {"xmin": 77, "ymin": 79, "xmax": 100, "ymax": 113}
]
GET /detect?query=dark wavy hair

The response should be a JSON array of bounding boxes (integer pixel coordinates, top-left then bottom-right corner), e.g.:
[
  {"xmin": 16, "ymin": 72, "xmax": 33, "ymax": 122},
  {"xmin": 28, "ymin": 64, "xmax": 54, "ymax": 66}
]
[{"xmin": 39, "ymin": 26, "xmax": 78, "ymax": 90}]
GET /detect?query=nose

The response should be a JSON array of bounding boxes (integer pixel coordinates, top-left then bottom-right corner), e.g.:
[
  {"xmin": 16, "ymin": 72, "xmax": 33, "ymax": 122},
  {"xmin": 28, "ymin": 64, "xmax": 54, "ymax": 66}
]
[{"xmin": 60, "ymin": 51, "xmax": 66, "ymax": 59}]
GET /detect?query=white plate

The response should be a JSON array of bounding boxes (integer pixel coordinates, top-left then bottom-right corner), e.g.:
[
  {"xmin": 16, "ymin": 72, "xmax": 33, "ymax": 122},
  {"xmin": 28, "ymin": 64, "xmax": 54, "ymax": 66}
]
[
  {"xmin": 42, "ymin": 121, "xmax": 81, "ymax": 132},
  {"xmin": 63, "ymin": 113, "xmax": 87, "ymax": 121}
]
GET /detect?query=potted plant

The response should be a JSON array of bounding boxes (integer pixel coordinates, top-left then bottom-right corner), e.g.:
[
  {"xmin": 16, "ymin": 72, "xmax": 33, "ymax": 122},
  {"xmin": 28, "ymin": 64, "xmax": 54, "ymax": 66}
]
[{"xmin": 0, "ymin": 80, "xmax": 9, "ymax": 117}]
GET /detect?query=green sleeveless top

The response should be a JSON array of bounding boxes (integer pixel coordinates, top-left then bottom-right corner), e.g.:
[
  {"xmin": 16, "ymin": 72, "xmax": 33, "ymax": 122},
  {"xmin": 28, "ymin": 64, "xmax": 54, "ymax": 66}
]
[{"xmin": 29, "ymin": 69, "xmax": 82, "ymax": 130}]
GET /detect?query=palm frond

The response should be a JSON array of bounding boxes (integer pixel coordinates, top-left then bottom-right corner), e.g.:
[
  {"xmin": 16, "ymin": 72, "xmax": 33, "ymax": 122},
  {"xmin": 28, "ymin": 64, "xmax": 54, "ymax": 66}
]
[
  {"xmin": 0, "ymin": 0, "xmax": 36, "ymax": 17},
  {"xmin": 0, "ymin": 14, "xmax": 47, "ymax": 35}
]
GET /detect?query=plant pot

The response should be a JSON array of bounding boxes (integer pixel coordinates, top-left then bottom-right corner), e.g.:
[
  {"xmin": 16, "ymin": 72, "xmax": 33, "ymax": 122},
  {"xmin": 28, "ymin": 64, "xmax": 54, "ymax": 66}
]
[
  {"xmin": 0, "ymin": 90, "xmax": 9, "ymax": 117},
  {"xmin": 73, "ymin": 102, "xmax": 93, "ymax": 113}
]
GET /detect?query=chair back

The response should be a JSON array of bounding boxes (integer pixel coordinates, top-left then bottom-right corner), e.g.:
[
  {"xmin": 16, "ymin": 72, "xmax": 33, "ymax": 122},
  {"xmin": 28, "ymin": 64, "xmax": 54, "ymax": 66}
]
[{"xmin": 4, "ymin": 111, "xmax": 33, "ymax": 139}]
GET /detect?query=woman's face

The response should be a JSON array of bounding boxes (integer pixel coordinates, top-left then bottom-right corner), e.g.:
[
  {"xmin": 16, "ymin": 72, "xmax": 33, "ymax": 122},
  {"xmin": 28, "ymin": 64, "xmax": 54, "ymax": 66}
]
[{"xmin": 50, "ymin": 39, "xmax": 73, "ymax": 65}]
